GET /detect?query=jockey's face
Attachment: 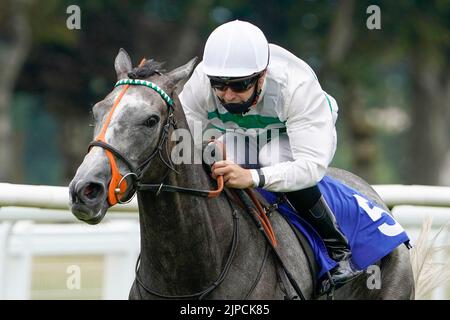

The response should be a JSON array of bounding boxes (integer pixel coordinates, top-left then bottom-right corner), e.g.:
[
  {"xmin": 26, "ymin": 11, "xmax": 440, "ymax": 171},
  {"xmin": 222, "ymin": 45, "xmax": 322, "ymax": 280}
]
[{"xmin": 213, "ymin": 72, "xmax": 266, "ymax": 104}]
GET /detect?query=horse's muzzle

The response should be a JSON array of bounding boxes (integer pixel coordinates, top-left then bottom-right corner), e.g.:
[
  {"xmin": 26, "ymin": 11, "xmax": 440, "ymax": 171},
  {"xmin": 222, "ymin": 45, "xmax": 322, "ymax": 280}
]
[{"xmin": 69, "ymin": 179, "xmax": 108, "ymax": 223}]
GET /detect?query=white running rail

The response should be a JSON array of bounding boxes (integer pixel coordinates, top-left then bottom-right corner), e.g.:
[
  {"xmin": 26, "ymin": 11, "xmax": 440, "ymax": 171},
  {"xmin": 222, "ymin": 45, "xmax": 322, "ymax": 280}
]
[{"xmin": 0, "ymin": 183, "xmax": 449, "ymax": 299}]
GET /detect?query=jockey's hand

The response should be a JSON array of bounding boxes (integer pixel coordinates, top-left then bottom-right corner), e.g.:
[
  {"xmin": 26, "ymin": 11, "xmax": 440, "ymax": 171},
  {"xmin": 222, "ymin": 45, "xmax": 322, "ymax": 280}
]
[{"xmin": 211, "ymin": 160, "xmax": 254, "ymax": 189}]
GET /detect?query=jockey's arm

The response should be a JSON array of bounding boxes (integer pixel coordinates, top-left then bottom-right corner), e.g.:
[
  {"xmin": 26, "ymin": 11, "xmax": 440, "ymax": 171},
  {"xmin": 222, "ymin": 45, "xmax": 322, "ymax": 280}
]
[{"xmin": 253, "ymin": 76, "xmax": 337, "ymax": 192}]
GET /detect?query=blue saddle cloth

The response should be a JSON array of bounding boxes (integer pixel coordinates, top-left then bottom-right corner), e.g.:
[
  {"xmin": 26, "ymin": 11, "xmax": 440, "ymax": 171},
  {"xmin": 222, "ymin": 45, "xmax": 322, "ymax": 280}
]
[{"xmin": 256, "ymin": 175, "xmax": 410, "ymax": 279}]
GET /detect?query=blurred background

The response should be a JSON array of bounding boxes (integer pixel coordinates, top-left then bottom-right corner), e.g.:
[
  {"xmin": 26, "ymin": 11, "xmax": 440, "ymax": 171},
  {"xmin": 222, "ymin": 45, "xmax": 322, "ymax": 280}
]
[
  {"xmin": 0, "ymin": 0, "xmax": 449, "ymax": 299},
  {"xmin": 0, "ymin": 0, "xmax": 449, "ymax": 187}
]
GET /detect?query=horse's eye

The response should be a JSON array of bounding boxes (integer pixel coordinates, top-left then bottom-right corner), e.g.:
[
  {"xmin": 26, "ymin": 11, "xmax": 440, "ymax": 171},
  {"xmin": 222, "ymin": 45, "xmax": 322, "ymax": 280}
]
[{"xmin": 144, "ymin": 115, "xmax": 160, "ymax": 127}]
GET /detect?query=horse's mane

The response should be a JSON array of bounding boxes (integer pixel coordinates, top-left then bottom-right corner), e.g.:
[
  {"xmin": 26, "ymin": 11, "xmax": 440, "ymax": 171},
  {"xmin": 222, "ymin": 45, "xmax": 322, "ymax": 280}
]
[{"xmin": 127, "ymin": 59, "xmax": 165, "ymax": 79}]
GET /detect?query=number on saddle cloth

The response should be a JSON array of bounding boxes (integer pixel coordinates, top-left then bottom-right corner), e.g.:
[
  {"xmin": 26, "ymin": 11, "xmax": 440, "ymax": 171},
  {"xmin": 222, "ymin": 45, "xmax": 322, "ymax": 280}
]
[{"xmin": 257, "ymin": 175, "xmax": 411, "ymax": 278}]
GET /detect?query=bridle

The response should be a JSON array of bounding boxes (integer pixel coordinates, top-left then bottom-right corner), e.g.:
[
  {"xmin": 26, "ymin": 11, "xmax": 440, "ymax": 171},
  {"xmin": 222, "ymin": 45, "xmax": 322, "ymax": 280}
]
[
  {"xmin": 86, "ymin": 68, "xmax": 242, "ymax": 299},
  {"xmin": 88, "ymin": 76, "xmax": 224, "ymax": 206}
]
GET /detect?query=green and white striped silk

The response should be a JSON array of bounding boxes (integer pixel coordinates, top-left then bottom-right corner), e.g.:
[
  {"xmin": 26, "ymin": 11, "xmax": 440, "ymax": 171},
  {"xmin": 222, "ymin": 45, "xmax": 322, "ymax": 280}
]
[{"xmin": 115, "ymin": 79, "xmax": 173, "ymax": 106}]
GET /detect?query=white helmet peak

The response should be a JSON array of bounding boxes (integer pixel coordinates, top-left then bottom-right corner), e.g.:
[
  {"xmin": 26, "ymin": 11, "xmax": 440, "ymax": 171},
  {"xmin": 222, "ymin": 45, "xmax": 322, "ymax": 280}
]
[{"xmin": 203, "ymin": 20, "xmax": 269, "ymax": 77}]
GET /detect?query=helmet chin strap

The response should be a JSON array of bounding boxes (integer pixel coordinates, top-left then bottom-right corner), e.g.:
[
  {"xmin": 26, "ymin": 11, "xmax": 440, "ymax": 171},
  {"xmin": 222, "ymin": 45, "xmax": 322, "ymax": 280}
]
[{"xmin": 218, "ymin": 82, "xmax": 262, "ymax": 115}]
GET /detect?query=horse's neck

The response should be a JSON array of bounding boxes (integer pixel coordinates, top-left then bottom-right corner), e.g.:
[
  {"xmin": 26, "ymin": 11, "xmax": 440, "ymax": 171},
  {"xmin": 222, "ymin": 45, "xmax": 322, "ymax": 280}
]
[{"xmin": 136, "ymin": 159, "xmax": 233, "ymax": 294}]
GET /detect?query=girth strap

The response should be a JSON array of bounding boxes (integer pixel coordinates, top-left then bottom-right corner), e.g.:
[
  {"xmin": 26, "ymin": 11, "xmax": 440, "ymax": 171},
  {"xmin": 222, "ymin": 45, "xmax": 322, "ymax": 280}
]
[{"xmin": 232, "ymin": 189, "xmax": 306, "ymax": 300}]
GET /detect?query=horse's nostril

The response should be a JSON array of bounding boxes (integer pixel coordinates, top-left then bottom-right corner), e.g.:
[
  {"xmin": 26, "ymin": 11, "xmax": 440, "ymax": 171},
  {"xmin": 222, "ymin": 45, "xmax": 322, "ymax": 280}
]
[
  {"xmin": 71, "ymin": 192, "xmax": 79, "ymax": 204},
  {"xmin": 82, "ymin": 182, "xmax": 103, "ymax": 200},
  {"xmin": 69, "ymin": 182, "xmax": 82, "ymax": 204}
]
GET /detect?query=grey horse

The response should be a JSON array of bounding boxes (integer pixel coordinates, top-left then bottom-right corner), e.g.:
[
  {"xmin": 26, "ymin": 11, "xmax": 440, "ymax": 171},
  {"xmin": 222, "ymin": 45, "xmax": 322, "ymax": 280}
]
[{"xmin": 69, "ymin": 49, "xmax": 415, "ymax": 299}]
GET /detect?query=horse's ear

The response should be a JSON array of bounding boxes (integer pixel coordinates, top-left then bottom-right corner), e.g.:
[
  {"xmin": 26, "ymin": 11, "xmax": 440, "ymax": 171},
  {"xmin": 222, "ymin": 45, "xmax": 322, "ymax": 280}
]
[
  {"xmin": 115, "ymin": 48, "xmax": 132, "ymax": 79},
  {"xmin": 166, "ymin": 57, "xmax": 198, "ymax": 94}
]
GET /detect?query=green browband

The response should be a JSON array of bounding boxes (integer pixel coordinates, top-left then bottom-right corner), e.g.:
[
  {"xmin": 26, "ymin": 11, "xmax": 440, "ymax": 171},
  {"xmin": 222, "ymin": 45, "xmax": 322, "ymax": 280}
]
[{"xmin": 115, "ymin": 79, "xmax": 173, "ymax": 106}]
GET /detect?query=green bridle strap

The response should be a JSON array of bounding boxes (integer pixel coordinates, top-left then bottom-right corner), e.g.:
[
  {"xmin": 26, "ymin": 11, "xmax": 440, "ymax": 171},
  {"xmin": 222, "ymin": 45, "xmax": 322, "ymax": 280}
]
[{"xmin": 115, "ymin": 79, "xmax": 173, "ymax": 106}]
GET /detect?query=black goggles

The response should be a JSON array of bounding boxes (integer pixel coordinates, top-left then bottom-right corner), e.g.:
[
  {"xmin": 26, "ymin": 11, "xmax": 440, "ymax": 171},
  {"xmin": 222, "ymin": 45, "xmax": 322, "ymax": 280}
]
[{"xmin": 208, "ymin": 73, "xmax": 261, "ymax": 93}]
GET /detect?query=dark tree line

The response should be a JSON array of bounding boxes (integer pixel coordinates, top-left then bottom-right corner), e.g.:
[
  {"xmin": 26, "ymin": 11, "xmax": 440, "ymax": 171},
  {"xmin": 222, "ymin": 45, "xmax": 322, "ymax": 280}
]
[{"xmin": 0, "ymin": 0, "xmax": 448, "ymax": 186}]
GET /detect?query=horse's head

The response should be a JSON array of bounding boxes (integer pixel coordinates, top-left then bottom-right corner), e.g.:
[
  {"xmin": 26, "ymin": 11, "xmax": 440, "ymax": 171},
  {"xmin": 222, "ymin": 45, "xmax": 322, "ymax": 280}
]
[{"xmin": 69, "ymin": 48, "xmax": 196, "ymax": 224}]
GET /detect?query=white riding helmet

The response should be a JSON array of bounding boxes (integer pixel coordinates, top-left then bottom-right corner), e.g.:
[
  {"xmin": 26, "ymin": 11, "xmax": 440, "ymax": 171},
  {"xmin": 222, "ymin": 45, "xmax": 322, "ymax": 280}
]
[{"xmin": 202, "ymin": 20, "xmax": 269, "ymax": 77}]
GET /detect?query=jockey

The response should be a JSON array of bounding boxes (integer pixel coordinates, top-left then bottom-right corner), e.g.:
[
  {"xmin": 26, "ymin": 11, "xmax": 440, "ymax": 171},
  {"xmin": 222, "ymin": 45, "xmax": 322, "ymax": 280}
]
[{"xmin": 179, "ymin": 20, "xmax": 362, "ymax": 291}]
